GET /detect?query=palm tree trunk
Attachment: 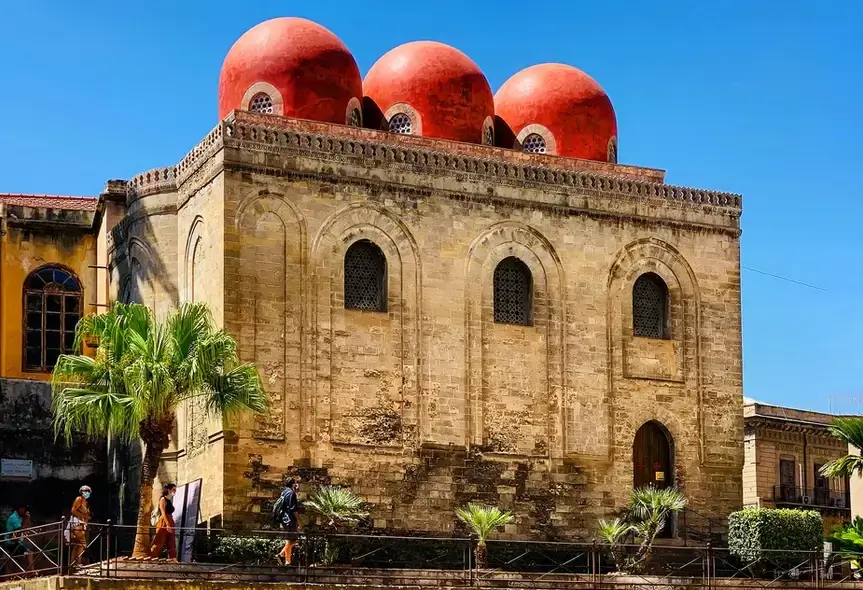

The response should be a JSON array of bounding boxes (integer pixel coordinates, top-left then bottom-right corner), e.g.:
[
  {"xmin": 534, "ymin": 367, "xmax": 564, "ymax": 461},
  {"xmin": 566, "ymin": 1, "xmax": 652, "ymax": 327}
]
[
  {"xmin": 132, "ymin": 419, "xmax": 170, "ymax": 558},
  {"xmin": 475, "ymin": 543, "xmax": 487, "ymax": 570}
]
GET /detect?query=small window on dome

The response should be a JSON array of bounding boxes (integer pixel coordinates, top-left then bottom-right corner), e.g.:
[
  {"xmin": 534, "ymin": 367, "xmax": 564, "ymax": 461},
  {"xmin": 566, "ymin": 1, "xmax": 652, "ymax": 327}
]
[
  {"xmin": 522, "ymin": 134, "xmax": 546, "ymax": 154},
  {"xmin": 249, "ymin": 93, "xmax": 274, "ymax": 114},
  {"xmin": 484, "ymin": 126, "xmax": 494, "ymax": 146},
  {"xmin": 348, "ymin": 108, "xmax": 362, "ymax": 127},
  {"xmin": 608, "ymin": 137, "xmax": 618, "ymax": 164},
  {"xmin": 388, "ymin": 113, "xmax": 412, "ymax": 135}
]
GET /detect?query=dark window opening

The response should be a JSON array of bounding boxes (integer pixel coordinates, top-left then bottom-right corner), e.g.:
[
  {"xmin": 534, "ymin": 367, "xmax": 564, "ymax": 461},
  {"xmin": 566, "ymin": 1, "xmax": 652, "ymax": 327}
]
[
  {"xmin": 23, "ymin": 266, "xmax": 82, "ymax": 371},
  {"xmin": 344, "ymin": 240, "xmax": 387, "ymax": 311},
  {"xmin": 493, "ymin": 257, "xmax": 532, "ymax": 326},
  {"xmin": 632, "ymin": 272, "xmax": 669, "ymax": 338}
]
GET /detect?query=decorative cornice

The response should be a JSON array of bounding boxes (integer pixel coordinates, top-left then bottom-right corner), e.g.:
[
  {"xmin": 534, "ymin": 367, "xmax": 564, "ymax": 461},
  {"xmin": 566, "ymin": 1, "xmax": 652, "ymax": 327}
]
[
  {"xmin": 222, "ymin": 161, "xmax": 741, "ymax": 236},
  {"xmin": 127, "ymin": 166, "xmax": 176, "ymax": 200},
  {"xmin": 177, "ymin": 124, "xmax": 224, "ymax": 185},
  {"xmin": 746, "ymin": 416, "xmax": 843, "ymax": 442},
  {"xmin": 173, "ymin": 117, "xmax": 742, "ymax": 219}
]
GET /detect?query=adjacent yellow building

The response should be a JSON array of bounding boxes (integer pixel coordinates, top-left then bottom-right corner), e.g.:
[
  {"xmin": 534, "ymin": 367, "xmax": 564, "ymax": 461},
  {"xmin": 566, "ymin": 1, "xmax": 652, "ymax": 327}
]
[{"xmin": 743, "ymin": 399, "xmax": 853, "ymax": 533}]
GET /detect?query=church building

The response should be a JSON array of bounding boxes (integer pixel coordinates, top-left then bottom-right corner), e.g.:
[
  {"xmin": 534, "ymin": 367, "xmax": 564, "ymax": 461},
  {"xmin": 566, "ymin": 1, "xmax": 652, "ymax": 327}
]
[{"xmin": 0, "ymin": 17, "xmax": 744, "ymax": 538}]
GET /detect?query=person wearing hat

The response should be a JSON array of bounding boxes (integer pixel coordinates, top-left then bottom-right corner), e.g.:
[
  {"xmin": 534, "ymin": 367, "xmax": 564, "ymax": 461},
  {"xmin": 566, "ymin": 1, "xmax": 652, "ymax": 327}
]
[{"xmin": 69, "ymin": 485, "xmax": 91, "ymax": 567}]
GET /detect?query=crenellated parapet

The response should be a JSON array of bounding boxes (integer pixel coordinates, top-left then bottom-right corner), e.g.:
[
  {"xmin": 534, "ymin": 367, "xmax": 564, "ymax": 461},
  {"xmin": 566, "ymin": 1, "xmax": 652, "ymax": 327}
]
[
  {"xmin": 174, "ymin": 113, "xmax": 741, "ymax": 225},
  {"xmin": 127, "ymin": 166, "xmax": 177, "ymax": 200}
]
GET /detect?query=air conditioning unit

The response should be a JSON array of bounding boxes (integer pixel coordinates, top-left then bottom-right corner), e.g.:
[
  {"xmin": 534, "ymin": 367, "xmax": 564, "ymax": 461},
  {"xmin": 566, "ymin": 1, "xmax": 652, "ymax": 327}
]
[{"xmin": 802, "ymin": 495, "xmax": 811, "ymax": 504}]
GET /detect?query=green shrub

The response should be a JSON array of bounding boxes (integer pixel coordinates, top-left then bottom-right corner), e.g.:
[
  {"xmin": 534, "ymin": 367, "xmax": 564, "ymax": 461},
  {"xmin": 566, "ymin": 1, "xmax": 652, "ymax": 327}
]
[
  {"xmin": 728, "ymin": 508, "xmax": 822, "ymax": 573},
  {"xmin": 208, "ymin": 535, "xmax": 284, "ymax": 565}
]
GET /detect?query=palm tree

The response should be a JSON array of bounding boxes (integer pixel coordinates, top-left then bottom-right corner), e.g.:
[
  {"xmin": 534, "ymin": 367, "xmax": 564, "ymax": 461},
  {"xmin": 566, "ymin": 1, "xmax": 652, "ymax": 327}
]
[
  {"xmin": 455, "ymin": 503, "xmax": 514, "ymax": 569},
  {"xmin": 821, "ymin": 418, "xmax": 863, "ymax": 478},
  {"xmin": 598, "ymin": 486, "xmax": 687, "ymax": 573},
  {"xmin": 304, "ymin": 486, "xmax": 368, "ymax": 529},
  {"xmin": 51, "ymin": 301, "xmax": 268, "ymax": 558},
  {"xmin": 303, "ymin": 486, "xmax": 368, "ymax": 564},
  {"xmin": 628, "ymin": 486, "xmax": 687, "ymax": 568}
]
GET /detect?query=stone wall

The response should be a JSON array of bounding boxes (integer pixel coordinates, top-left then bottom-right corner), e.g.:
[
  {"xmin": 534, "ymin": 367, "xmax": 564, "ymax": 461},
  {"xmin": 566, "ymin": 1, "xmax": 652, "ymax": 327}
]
[
  {"xmin": 121, "ymin": 112, "xmax": 744, "ymax": 538},
  {"xmin": 0, "ymin": 378, "xmax": 109, "ymax": 523},
  {"xmin": 193, "ymin": 113, "xmax": 743, "ymax": 537}
]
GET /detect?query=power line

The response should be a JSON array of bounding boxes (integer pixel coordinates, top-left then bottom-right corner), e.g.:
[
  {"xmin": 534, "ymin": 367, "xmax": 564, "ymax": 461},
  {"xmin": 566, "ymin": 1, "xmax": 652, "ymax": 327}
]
[{"xmin": 742, "ymin": 265, "xmax": 828, "ymax": 292}]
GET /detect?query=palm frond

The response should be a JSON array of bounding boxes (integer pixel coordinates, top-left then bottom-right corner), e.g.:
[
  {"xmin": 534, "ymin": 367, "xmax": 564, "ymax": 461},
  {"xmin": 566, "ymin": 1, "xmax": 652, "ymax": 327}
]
[
  {"xmin": 202, "ymin": 363, "xmax": 268, "ymax": 416},
  {"xmin": 598, "ymin": 518, "xmax": 633, "ymax": 544},
  {"xmin": 455, "ymin": 503, "xmax": 514, "ymax": 544},
  {"xmin": 629, "ymin": 486, "xmax": 688, "ymax": 521},
  {"xmin": 52, "ymin": 385, "xmax": 137, "ymax": 443},
  {"xmin": 169, "ymin": 302, "xmax": 214, "ymax": 367},
  {"xmin": 821, "ymin": 456, "xmax": 863, "ymax": 479},
  {"xmin": 828, "ymin": 418, "xmax": 863, "ymax": 448},
  {"xmin": 822, "ymin": 418, "xmax": 863, "ymax": 478},
  {"xmin": 304, "ymin": 486, "xmax": 368, "ymax": 527}
]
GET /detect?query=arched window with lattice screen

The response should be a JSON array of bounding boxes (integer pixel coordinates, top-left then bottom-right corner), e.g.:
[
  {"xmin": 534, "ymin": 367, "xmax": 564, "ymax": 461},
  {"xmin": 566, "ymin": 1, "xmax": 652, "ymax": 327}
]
[
  {"xmin": 344, "ymin": 240, "xmax": 387, "ymax": 311},
  {"xmin": 632, "ymin": 273, "xmax": 669, "ymax": 339},
  {"xmin": 23, "ymin": 265, "xmax": 83, "ymax": 371},
  {"xmin": 493, "ymin": 257, "xmax": 532, "ymax": 326}
]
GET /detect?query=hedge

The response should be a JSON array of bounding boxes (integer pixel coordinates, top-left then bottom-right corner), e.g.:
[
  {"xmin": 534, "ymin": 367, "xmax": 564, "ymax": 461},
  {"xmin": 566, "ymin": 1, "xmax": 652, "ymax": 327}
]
[{"xmin": 728, "ymin": 508, "xmax": 823, "ymax": 573}]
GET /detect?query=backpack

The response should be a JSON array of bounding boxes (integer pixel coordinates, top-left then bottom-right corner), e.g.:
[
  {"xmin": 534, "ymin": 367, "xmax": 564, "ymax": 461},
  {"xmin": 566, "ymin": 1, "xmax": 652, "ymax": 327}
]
[{"xmin": 272, "ymin": 491, "xmax": 287, "ymax": 523}]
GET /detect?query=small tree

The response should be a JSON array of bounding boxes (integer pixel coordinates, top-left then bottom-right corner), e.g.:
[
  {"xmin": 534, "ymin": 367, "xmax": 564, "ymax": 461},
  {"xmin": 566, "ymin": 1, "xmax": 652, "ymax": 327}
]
[
  {"xmin": 828, "ymin": 516, "xmax": 863, "ymax": 573},
  {"xmin": 52, "ymin": 302, "xmax": 268, "ymax": 557},
  {"xmin": 304, "ymin": 486, "xmax": 368, "ymax": 564},
  {"xmin": 456, "ymin": 503, "xmax": 514, "ymax": 569},
  {"xmin": 598, "ymin": 486, "xmax": 687, "ymax": 574}
]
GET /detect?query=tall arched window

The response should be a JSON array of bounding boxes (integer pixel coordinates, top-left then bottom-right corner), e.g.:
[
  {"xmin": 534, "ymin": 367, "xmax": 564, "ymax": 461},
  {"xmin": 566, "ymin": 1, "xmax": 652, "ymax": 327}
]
[
  {"xmin": 493, "ymin": 257, "xmax": 532, "ymax": 326},
  {"xmin": 632, "ymin": 272, "xmax": 669, "ymax": 339},
  {"xmin": 23, "ymin": 265, "xmax": 82, "ymax": 371},
  {"xmin": 344, "ymin": 240, "xmax": 387, "ymax": 311}
]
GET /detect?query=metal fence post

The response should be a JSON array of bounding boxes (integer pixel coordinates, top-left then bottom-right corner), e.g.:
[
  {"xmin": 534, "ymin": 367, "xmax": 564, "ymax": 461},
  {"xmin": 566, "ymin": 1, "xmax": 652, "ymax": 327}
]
[
  {"xmin": 706, "ymin": 543, "xmax": 713, "ymax": 589},
  {"xmin": 58, "ymin": 517, "xmax": 66, "ymax": 576},
  {"xmin": 106, "ymin": 520, "xmax": 113, "ymax": 578},
  {"xmin": 303, "ymin": 531, "xmax": 309, "ymax": 584},
  {"xmin": 591, "ymin": 538, "xmax": 598, "ymax": 583}
]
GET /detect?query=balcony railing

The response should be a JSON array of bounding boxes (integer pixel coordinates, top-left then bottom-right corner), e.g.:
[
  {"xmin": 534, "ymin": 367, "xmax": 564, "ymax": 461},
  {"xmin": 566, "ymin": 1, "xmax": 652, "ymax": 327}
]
[{"xmin": 773, "ymin": 485, "xmax": 851, "ymax": 510}]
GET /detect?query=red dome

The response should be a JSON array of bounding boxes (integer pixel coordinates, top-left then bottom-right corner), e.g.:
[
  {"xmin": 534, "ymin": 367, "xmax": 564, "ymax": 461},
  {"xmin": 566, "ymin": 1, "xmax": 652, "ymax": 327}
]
[
  {"xmin": 218, "ymin": 18, "xmax": 363, "ymax": 123},
  {"xmin": 363, "ymin": 41, "xmax": 494, "ymax": 144},
  {"xmin": 494, "ymin": 64, "xmax": 617, "ymax": 162}
]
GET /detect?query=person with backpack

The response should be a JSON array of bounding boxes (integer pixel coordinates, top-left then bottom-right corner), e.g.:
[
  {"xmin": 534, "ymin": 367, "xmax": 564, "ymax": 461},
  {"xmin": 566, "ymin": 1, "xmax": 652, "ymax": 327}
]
[
  {"xmin": 273, "ymin": 478, "xmax": 301, "ymax": 566},
  {"xmin": 149, "ymin": 483, "xmax": 177, "ymax": 560}
]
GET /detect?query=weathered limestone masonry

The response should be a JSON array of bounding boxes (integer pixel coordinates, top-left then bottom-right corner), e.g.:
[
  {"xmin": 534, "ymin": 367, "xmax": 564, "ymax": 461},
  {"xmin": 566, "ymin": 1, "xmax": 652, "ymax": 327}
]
[{"xmin": 109, "ymin": 110, "xmax": 744, "ymax": 538}]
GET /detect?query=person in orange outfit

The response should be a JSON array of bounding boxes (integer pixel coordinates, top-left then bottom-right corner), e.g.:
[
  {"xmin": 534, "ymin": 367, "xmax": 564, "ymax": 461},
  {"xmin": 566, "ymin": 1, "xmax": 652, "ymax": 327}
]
[
  {"xmin": 69, "ymin": 486, "xmax": 91, "ymax": 567},
  {"xmin": 149, "ymin": 483, "xmax": 177, "ymax": 561}
]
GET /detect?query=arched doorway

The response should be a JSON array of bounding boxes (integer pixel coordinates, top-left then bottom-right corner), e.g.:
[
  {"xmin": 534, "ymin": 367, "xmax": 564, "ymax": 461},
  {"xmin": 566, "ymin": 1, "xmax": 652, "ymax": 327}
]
[
  {"xmin": 633, "ymin": 420, "xmax": 673, "ymax": 489},
  {"xmin": 633, "ymin": 420, "xmax": 674, "ymax": 537}
]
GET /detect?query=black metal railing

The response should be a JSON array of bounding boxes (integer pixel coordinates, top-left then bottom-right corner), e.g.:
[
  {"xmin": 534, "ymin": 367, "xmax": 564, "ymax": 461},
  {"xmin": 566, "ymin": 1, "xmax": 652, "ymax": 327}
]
[
  {"xmin": 4, "ymin": 519, "xmax": 863, "ymax": 588},
  {"xmin": 773, "ymin": 485, "xmax": 851, "ymax": 509},
  {"xmin": 679, "ymin": 507, "xmax": 727, "ymax": 546},
  {"xmin": 0, "ymin": 521, "xmax": 65, "ymax": 580}
]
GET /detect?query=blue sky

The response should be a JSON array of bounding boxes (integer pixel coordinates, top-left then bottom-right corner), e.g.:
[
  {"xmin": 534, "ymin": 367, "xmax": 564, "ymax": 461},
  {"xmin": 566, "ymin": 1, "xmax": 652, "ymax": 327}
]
[{"xmin": 1, "ymin": 1, "xmax": 860, "ymax": 412}]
